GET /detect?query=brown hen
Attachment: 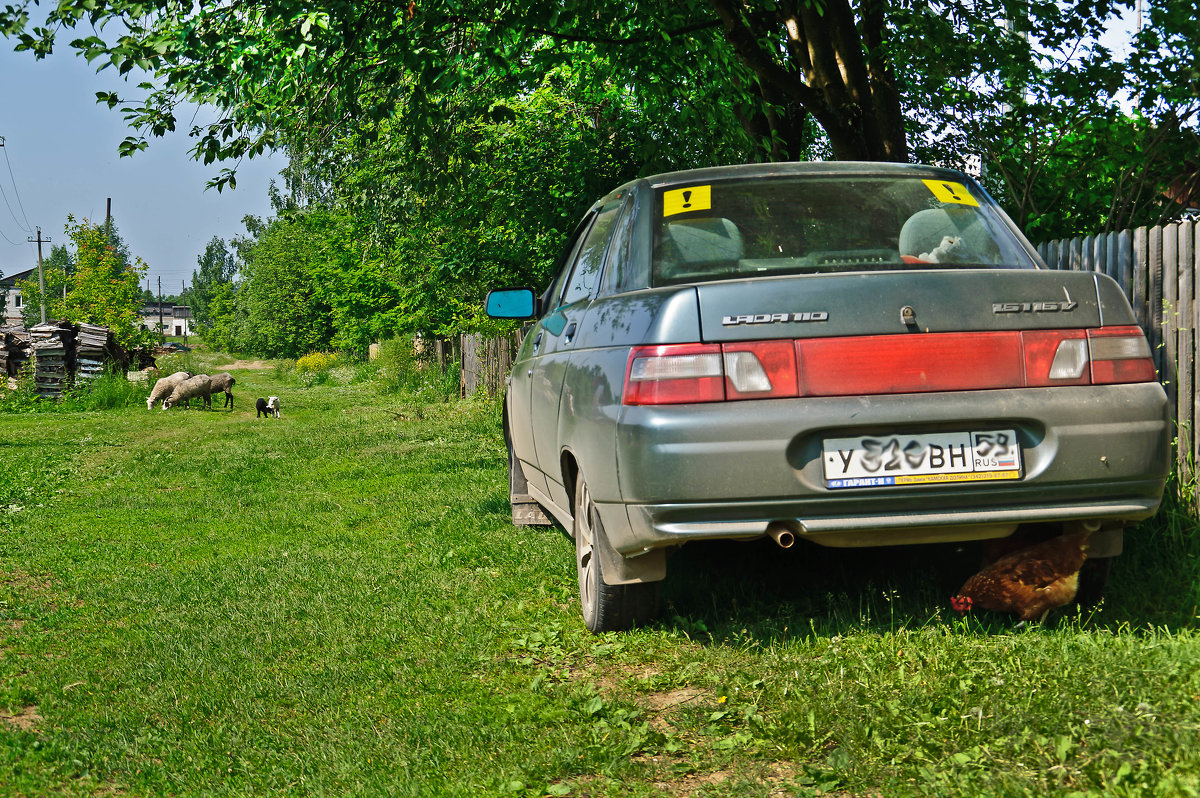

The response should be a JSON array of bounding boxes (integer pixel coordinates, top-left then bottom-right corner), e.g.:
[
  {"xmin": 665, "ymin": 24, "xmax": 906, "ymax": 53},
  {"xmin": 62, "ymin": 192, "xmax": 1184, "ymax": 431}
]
[{"xmin": 951, "ymin": 531, "xmax": 1092, "ymax": 622}]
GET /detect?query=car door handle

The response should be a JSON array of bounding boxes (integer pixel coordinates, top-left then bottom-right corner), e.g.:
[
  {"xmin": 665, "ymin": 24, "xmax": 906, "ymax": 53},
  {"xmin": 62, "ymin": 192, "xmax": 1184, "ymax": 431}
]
[{"xmin": 564, "ymin": 322, "xmax": 577, "ymax": 343}]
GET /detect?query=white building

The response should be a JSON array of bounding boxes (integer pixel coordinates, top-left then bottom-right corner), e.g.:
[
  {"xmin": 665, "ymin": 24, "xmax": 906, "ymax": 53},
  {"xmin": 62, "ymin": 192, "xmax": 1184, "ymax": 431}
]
[
  {"xmin": 140, "ymin": 303, "xmax": 193, "ymax": 338},
  {"xmin": 1, "ymin": 267, "xmax": 36, "ymax": 327}
]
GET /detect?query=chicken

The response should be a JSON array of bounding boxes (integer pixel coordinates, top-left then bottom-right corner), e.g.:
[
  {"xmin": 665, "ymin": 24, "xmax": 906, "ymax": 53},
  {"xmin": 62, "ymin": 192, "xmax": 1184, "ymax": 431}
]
[{"xmin": 951, "ymin": 531, "xmax": 1092, "ymax": 622}]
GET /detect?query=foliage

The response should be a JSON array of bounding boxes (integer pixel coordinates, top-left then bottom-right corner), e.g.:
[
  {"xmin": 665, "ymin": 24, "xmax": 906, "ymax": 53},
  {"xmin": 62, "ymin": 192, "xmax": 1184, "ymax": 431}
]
[
  {"xmin": 0, "ymin": 367, "xmax": 147, "ymax": 413},
  {"xmin": 15, "ymin": 218, "xmax": 154, "ymax": 349},
  {"xmin": 188, "ymin": 236, "xmax": 236, "ymax": 335},
  {"xmin": 5, "ymin": 0, "xmax": 1198, "ymax": 340},
  {"xmin": 294, "ymin": 351, "xmax": 338, "ymax": 375}
]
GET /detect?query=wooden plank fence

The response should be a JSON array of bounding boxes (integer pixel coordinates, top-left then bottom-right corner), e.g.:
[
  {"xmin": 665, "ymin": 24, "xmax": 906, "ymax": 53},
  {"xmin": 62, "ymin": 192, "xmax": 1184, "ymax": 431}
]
[
  {"xmin": 1038, "ymin": 221, "xmax": 1200, "ymax": 472},
  {"xmin": 459, "ymin": 329, "xmax": 525, "ymax": 397}
]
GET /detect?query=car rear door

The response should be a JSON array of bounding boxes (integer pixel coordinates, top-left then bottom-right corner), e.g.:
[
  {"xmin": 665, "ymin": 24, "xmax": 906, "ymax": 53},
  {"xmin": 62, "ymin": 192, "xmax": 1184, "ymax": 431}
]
[{"xmin": 529, "ymin": 200, "xmax": 624, "ymax": 510}]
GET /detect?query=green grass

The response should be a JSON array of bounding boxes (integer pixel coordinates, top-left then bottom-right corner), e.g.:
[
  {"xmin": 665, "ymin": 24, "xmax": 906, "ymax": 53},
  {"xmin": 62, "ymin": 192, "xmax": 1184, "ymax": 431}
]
[{"xmin": 2, "ymin": 360, "xmax": 1200, "ymax": 796}]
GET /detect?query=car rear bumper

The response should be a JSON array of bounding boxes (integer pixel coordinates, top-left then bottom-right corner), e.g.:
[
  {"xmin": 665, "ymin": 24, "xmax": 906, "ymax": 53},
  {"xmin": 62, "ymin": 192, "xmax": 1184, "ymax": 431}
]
[{"xmin": 602, "ymin": 383, "xmax": 1170, "ymax": 555}]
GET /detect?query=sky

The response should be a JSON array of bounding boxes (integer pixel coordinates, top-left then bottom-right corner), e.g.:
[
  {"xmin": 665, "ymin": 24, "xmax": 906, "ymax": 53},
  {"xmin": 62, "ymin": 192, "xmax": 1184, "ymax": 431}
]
[{"xmin": 0, "ymin": 46, "xmax": 285, "ymax": 296}]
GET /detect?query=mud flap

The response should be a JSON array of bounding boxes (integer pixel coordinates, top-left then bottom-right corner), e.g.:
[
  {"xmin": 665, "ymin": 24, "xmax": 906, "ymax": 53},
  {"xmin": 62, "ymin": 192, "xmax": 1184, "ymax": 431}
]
[
  {"xmin": 593, "ymin": 506, "xmax": 666, "ymax": 585},
  {"xmin": 511, "ymin": 494, "xmax": 553, "ymax": 526}
]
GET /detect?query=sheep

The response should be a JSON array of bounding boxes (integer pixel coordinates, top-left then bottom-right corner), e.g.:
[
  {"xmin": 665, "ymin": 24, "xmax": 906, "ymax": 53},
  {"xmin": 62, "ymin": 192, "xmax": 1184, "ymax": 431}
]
[
  {"xmin": 146, "ymin": 371, "xmax": 192, "ymax": 410},
  {"xmin": 256, "ymin": 396, "xmax": 281, "ymax": 418},
  {"xmin": 209, "ymin": 372, "xmax": 236, "ymax": 409},
  {"xmin": 162, "ymin": 374, "xmax": 212, "ymax": 410}
]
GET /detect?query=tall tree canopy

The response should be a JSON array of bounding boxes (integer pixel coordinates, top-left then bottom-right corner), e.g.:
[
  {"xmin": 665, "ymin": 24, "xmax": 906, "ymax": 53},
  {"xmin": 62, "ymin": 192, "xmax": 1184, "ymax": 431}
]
[
  {"xmin": 4, "ymin": 1, "xmax": 1192, "ymax": 179},
  {"xmin": 4, "ymin": 1, "xmax": 1197, "ymax": 356}
]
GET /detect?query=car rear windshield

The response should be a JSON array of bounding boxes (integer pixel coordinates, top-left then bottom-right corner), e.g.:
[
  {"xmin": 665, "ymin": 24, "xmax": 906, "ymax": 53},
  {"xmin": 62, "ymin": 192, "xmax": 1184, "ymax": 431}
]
[{"xmin": 652, "ymin": 175, "xmax": 1040, "ymax": 286}]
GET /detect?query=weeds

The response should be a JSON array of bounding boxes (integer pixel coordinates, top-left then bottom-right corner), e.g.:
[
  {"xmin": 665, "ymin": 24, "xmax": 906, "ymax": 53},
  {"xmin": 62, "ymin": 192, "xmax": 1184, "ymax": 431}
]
[{"xmin": 0, "ymin": 367, "xmax": 148, "ymax": 413}]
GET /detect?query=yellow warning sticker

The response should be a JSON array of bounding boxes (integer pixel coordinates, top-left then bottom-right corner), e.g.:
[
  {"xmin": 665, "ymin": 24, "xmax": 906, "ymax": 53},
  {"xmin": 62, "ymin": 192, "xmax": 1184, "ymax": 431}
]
[
  {"xmin": 922, "ymin": 179, "xmax": 980, "ymax": 206},
  {"xmin": 663, "ymin": 185, "xmax": 711, "ymax": 217}
]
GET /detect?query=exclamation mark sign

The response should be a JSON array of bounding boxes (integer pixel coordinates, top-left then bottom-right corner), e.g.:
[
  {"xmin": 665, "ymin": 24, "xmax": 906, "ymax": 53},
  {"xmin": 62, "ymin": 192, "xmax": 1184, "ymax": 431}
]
[
  {"xmin": 681, "ymin": 190, "xmax": 693, "ymax": 209},
  {"xmin": 942, "ymin": 183, "xmax": 962, "ymax": 202}
]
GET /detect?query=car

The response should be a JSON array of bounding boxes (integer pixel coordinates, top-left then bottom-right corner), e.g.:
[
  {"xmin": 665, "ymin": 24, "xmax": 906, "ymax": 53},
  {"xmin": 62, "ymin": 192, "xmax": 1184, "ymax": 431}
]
[{"xmin": 486, "ymin": 161, "xmax": 1170, "ymax": 632}]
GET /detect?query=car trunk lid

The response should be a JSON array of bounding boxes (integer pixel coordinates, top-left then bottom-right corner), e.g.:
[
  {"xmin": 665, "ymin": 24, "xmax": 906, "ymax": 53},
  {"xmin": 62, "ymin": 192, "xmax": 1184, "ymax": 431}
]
[{"xmin": 696, "ymin": 269, "xmax": 1105, "ymax": 342}]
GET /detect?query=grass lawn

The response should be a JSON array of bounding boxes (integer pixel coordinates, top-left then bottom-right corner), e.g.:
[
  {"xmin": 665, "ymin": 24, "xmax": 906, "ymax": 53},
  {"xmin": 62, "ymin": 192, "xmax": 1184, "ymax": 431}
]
[{"xmin": 2, "ymin": 354, "xmax": 1200, "ymax": 796}]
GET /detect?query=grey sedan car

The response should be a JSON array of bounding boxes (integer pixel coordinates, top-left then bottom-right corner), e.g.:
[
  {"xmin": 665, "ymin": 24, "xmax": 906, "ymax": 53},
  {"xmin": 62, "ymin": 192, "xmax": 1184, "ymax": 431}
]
[{"xmin": 487, "ymin": 162, "xmax": 1170, "ymax": 632}]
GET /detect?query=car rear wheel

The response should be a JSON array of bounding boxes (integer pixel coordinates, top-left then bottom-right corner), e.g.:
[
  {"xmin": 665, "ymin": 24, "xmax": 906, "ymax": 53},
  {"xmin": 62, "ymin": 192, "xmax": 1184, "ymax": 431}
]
[{"xmin": 574, "ymin": 472, "xmax": 659, "ymax": 632}]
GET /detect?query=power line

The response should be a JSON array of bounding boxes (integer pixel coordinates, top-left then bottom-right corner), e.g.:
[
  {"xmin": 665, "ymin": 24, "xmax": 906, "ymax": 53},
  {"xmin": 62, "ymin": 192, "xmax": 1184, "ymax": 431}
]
[{"xmin": 0, "ymin": 137, "xmax": 34, "ymax": 238}]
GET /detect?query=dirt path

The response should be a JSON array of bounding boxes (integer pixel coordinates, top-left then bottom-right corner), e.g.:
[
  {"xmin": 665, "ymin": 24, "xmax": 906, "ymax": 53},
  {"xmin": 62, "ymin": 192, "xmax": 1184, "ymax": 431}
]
[{"xmin": 215, "ymin": 360, "xmax": 273, "ymax": 371}]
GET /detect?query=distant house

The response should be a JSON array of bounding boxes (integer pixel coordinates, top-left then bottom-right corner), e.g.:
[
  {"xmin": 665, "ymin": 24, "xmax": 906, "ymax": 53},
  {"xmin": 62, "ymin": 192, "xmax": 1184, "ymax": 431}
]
[
  {"xmin": 140, "ymin": 303, "xmax": 193, "ymax": 338},
  {"xmin": 1, "ymin": 266, "xmax": 36, "ymax": 327}
]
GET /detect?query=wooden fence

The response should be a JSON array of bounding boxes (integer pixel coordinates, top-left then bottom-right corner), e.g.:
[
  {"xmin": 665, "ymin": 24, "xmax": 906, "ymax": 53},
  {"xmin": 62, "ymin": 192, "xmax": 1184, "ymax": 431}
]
[
  {"xmin": 459, "ymin": 330, "xmax": 525, "ymax": 397},
  {"xmin": 1037, "ymin": 221, "xmax": 1200, "ymax": 470}
]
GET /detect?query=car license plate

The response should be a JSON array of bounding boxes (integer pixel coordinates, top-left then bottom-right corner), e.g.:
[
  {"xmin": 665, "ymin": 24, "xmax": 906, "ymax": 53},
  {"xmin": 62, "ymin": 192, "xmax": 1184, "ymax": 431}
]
[{"xmin": 823, "ymin": 430, "xmax": 1021, "ymax": 489}]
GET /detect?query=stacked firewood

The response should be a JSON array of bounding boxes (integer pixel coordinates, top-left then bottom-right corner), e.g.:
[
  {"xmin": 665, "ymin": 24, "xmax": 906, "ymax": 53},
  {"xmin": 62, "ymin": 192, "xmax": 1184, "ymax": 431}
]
[
  {"xmin": 29, "ymin": 322, "xmax": 76, "ymax": 398},
  {"xmin": 75, "ymin": 323, "xmax": 127, "ymax": 383},
  {"xmin": 0, "ymin": 326, "xmax": 31, "ymax": 380}
]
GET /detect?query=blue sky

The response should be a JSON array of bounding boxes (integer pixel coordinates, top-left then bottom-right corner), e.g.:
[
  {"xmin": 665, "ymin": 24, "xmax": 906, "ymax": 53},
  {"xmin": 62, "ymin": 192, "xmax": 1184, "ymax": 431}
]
[{"xmin": 0, "ymin": 46, "xmax": 285, "ymax": 295}]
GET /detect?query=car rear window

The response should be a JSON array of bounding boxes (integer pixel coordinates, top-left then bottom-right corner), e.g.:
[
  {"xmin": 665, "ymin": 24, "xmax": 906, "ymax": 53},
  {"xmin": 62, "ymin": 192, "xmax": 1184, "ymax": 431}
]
[{"xmin": 652, "ymin": 175, "xmax": 1039, "ymax": 286}]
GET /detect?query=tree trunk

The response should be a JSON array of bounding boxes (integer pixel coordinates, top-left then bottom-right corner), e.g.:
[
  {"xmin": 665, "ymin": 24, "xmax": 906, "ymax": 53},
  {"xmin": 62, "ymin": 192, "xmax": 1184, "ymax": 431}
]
[{"xmin": 709, "ymin": 0, "xmax": 908, "ymax": 163}]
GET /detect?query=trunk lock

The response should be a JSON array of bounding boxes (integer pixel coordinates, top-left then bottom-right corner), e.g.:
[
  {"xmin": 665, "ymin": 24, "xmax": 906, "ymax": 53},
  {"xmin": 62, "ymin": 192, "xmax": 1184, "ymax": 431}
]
[{"xmin": 901, "ymin": 305, "xmax": 917, "ymax": 328}]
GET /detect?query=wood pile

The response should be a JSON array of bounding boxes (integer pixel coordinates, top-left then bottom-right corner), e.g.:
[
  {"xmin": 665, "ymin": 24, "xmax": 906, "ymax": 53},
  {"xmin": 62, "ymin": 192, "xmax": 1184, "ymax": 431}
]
[
  {"xmin": 1, "ymin": 322, "xmax": 129, "ymax": 396},
  {"xmin": 29, "ymin": 322, "xmax": 76, "ymax": 398},
  {"xmin": 0, "ymin": 326, "xmax": 30, "ymax": 378},
  {"xmin": 75, "ymin": 323, "xmax": 127, "ymax": 383}
]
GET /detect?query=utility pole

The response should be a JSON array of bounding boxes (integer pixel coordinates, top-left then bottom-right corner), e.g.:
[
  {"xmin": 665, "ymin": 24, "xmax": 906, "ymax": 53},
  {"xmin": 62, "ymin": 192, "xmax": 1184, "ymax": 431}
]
[
  {"xmin": 27, "ymin": 228, "xmax": 50, "ymax": 324},
  {"xmin": 157, "ymin": 276, "xmax": 164, "ymax": 343},
  {"xmin": 181, "ymin": 279, "xmax": 188, "ymax": 344}
]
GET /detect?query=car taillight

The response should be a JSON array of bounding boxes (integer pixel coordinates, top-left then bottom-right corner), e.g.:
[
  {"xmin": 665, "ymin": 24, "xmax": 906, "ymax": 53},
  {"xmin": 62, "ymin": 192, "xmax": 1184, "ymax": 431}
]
[
  {"xmin": 723, "ymin": 341, "xmax": 798, "ymax": 399},
  {"xmin": 1087, "ymin": 326, "xmax": 1157, "ymax": 384},
  {"xmin": 1021, "ymin": 330, "xmax": 1090, "ymax": 386},
  {"xmin": 622, "ymin": 327, "xmax": 1157, "ymax": 405},
  {"xmin": 624, "ymin": 344, "xmax": 725, "ymax": 405},
  {"xmin": 796, "ymin": 332, "xmax": 1023, "ymax": 396}
]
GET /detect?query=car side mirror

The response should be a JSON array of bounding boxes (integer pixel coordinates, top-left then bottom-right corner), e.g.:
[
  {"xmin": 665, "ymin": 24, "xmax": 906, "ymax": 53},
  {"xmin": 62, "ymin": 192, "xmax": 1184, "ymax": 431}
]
[{"xmin": 485, "ymin": 288, "xmax": 538, "ymax": 319}]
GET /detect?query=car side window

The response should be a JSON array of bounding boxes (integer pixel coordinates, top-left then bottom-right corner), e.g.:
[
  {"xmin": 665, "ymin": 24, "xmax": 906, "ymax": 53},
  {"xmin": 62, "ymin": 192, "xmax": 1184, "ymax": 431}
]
[
  {"xmin": 599, "ymin": 196, "xmax": 637, "ymax": 296},
  {"xmin": 561, "ymin": 201, "xmax": 622, "ymax": 306},
  {"xmin": 543, "ymin": 214, "xmax": 595, "ymax": 313}
]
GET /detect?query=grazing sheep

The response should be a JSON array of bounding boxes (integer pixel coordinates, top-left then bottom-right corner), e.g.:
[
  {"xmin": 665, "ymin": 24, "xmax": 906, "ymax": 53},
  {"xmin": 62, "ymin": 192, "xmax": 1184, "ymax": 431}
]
[
  {"xmin": 256, "ymin": 396, "xmax": 281, "ymax": 418},
  {"xmin": 146, "ymin": 371, "xmax": 192, "ymax": 410},
  {"xmin": 162, "ymin": 374, "xmax": 212, "ymax": 410},
  {"xmin": 209, "ymin": 372, "xmax": 236, "ymax": 409}
]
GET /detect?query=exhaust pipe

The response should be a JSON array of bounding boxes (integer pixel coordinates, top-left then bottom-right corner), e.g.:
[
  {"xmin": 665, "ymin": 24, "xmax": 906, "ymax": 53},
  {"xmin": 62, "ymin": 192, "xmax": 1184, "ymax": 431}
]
[{"xmin": 766, "ymin": 522, "xmax": 796, "ymax": 549}]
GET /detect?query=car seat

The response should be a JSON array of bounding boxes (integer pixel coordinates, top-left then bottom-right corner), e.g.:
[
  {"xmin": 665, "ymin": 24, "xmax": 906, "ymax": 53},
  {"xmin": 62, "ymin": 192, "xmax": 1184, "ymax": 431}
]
[{"xmin": 899, "ymin": 207, "xmax": 1000, "ymax": 264}]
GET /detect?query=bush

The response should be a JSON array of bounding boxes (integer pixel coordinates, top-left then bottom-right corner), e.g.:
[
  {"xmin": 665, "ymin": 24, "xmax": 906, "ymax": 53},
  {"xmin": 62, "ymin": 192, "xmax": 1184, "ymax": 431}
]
[
  {"xmin": 0, "ymin": 367, "xmax": 148, "ymax": 413},
  {"xmin": 280, "ymin": 338, "xmax": 461, "ymax": 401}
]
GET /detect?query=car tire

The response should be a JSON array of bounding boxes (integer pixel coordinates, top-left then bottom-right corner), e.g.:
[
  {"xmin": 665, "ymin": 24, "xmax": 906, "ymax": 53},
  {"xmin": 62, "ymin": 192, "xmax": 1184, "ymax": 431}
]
[{"xmin": 574, "ymin": 472, "xmax": 659, "ymax": 633}]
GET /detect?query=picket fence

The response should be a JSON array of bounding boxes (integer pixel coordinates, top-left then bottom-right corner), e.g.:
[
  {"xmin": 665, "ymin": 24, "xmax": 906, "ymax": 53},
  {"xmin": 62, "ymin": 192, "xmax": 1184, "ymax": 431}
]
[{"xmin": 1036, "ymin": 221, "xmax": 1200, "ymax": 472}]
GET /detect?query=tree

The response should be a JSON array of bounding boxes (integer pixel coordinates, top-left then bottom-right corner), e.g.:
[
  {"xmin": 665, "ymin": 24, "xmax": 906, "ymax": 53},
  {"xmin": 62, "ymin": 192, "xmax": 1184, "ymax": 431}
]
[
  {"xmin": 0, "ymin": 1, "xmax": 1155, "ymax": 174},
  {"xmin": 189, "ymin": 236, "xmax": 237, "ymax": 335},
  {"xmin": 17, "ymin": 217, "xmax": 152, "ymax": 349},
  {"xmin": 16, "ymin": 244, "xmax": 72, "ymax": 327}
]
